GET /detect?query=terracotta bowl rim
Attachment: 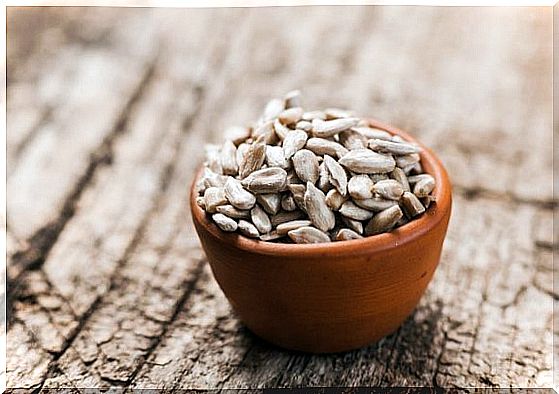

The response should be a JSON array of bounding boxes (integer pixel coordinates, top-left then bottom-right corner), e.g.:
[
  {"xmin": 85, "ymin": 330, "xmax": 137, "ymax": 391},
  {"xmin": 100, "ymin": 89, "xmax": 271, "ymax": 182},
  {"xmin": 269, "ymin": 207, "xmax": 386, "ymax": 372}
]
[{"xmin": 190, "ymin": 118, "xmax": 452, "ymax": 258}]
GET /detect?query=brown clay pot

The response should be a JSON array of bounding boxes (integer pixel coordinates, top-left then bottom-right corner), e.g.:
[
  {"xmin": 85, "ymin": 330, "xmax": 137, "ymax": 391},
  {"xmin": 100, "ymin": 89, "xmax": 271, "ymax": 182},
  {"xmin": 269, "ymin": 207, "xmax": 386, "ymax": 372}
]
[{"xmin": 190, "ymin": 118, "xmax": 452, "ymax": 353}]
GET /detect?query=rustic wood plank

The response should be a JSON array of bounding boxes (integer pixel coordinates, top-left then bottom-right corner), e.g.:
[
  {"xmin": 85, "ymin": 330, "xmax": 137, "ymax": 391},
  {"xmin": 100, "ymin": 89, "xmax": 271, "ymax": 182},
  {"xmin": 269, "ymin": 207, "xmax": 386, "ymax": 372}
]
[{"xmin": 6, "ymin": 5, "xmax": 553, "ymax": 390}]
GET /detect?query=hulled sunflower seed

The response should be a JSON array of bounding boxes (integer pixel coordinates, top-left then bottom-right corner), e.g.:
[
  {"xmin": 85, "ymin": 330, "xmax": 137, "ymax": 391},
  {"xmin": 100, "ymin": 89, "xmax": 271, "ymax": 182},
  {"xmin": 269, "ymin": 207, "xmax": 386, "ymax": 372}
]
[
  {"xmin": 338, "ymin": 129, "xmax": 368, "ymax": 150},
  {"xmin": 273, "ymin": 118, "xmax": 290, "ymax": 141},
  {"xmin": 324, "ymin": 108, "xmax": 356, "ymax": 120},
  {"xmin": 408, "ymin": 173, "xmax": 434, "ymax": 185},
  {"xmin": 221, "ymin": 140, "xmax": 238, "ymax": 175},
  {"xmin": 341, "ymin": 216, "xmax": 364, "ymax": 234},
  {"xmin": 256, "ymin": 193, "xmax": 281, "ymax": 215},
  {"xmin": 270, "ymin": 210, "xmax": 305, "ymax": 226},
  {"xmin": 304, "ymin": 182, "xmax": 336, "ymax": 232},
  {"xmin": 259, "ymin": 230, "xmax": 285, "ymax": 241},
  {"xmin": 325, "ymin": 189, "xmax": 348, "ymax": 211},
  {"xmin": 204, "ymin": 187, "xmax": 228, "ymax": 213},
  {"xmin": 364, "ymin": 205, "xmax": 403, "ymax": 236},
  {"xmin": 238, "ymin": 220, "xmax": 260, "ymax": 238},
  {"xmin": 311, "ymin": 117, "xmax": 360, "ymax": 138},
  {"xmin": 288, "ymin": 184, "xmax": 307, "ymax": 211},
  {"xmin": 283, "ymin": 129, "xmax": 308, "ymax": 159},
  {"xmin": 288, "ymin": 226, "xmax": 331, "ymax": 244},
  {"xmin": 202, "ymin": 168, "xmax": 228, "ymax": 188},
  {"xmin": 281, "ymin": 194, "xmax": 298, "ymax": 211},
  {"xmin": 279, "ymin": 107, "xmax": 304, "ymax": 125},
  {"xmin": 400, "ymin": 191, "xmax": 425, "ymax": 219},
  {"xmin": 252, "ymin": 120, "xmax": 278, "ymax": 145},
  {"xmin": 212, "ymin": 213, "xmax": 238, "ymax": 232},
  {"xmin": 216, "ymin": 204, "xmax": 250, "ymax": 219},
  {"xmin": 241, "ymin": 167, "xmax": 288, "ymax": 194},
  {"xmin": 276, "ymin": 220, "xmax": 313, "ymax": 235},
  {"xmin": 292, "ymin": 149, "xmax": 320, "ymax": 184},
  {"xmin": 395, "ymin": 153, "xmax": 420, "ymax": 168},
  {"xmin": 204, "ymin": 144, "xmax": 223, "ymax": 173},
  {"xmin": 413, "ymin": 175, "xmax": 435, "ymax": 197},
  {"xmin": 370, "ymin": 173, "xmax": 389, "ymax": 183},
  {"xmin": 373, "ymin": 179, "xmax": 405, "ymax": 201},
  {"xmin": 338, "ymin": 149, "xmax": 396, "ymax": 174},
  {"xmin": 348, "ymin": 174, "xmax": 374, "ymax": 200},
  {"xmin": 263, "ymin": 98, "xmax": 285, "ymax": 120},
  {"xmin": 302, "ymin": 110, "xmax": 326, "ymax": 121},
  {"xmin": 239, "ymin": 140, "xmax": 266, "ymax": 179},
  {"xmin": 335, "ymin": 228, "xmax": 363, "ymax": 241},
  {"xmin": 389, "ymin": 167, "xmax": 410, "ymax": 192},
  {"xmin": 339, "ymin": 201, "xmax": 375, "ymax": 221},
  {"xmin": 351, "ymin": 126, "xmax": 392, "ymax": 140},
  {"xmin": 323, "ymin": 155, "xmax": 348, "ymax": 196},
  {"xmin": 305, "ymin": 138, "xmax": 349, "ymax": 159},
  {"xmin": 422, "ymin": 195, "xmax": 437, "ymax": 209},
  {"xmin": 224, "ymin": 126, "xmax": 251, "ymax": 146},
  {"xmin": 295, "ymin": 120, "xmax": 312, "ymax": 132},
  {"xmin": 317, "ymin": 162, "xmax": 332, "ymax": 192},
  {"xmin": 251, "ymin": 204, "xmax": 272, "ymax": 233},
  {"xmin": 265, "ymin": 145, "xmax": 289, "ymax": 169},
  {"xmin": 225, "ymin": 178, "xmax": 257, "ymax": 210},
  {"xmin": 353, "ymin": 196, "xmax": 397, "ymax": 212},
  {"xmin": 284, "ymin": 90, "xmax": 302, "ymax": 108},
  {"xmin": 368, "ymin": 138, "xmax": 421, "ymax": 155}
]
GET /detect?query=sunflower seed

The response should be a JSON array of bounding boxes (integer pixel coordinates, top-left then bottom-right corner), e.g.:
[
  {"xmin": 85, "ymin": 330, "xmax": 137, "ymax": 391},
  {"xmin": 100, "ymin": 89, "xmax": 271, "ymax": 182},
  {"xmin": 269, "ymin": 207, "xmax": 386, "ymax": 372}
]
[
  {"xmin": 283, "ymin": 130, "xmax": 308, "ymax": 159},
  {"xmin": 317, "ymin": 162, "xmax": 332, "ymax": 192},
  {"xmin": 260, "ymin": 230, "xmax": 285, "ymax": 241},
  {"xmin": 256, "ymin": 193, "xmax": 281, "ymax": 215},
  {"xmin": 324, "ymin": 108, "xmax": 356, "ymax": 119},
  {"xmin": 221, "ymin": 140, "xmax": 238, "ymax": 176},
  {"xmin": 204, "ymin": 144, "xmax": 223, "ymax": 173},
  {"xmin": 202, "ymin": 167, "xmax": 228, "ymax": 188},
  {"xmin": 302, "ymin": 110, "xmax": 326, "ymax": 121},
  {"xmin": 224, "ymin": 126, "xmax": 251, "ymax": 145},
  {"xmin": 400, "ymin": 191, "xmax": 425, "ymax": 219},
  {"xmin": 236, "ymin": 143, "xmax": 250, "ymax": 167},
  {"xmin": 270, "ymin": 210, "xmax": 305, "ymax": 226},
  {"xmin": 239, "ymin": 140, "xmax": 266, "ymax": 179},
  {"xmin": 265, "ymin": 145, "xmax": 289, "ymax": 169},
  {"xmin": 413, "ymin": 175, "xmax": 436, "ymax": 197},
  {"xmin": 284, "ymin": 90, "xmax": 302, "ymax": 108},
  {"xmin": 304, "ymin": 182, "xmax": 336, "ymax": 232},
  {"xmin": 341, "ymin": 216, "xmax": 364, "ymax": 234},
  {"xmin": 323, "ymin": 155, "xmax": 347, "ymax": 196},
  {"xmin": 292, "ymin": 149, "xmax": 320, "ymax": 184},
  {"xmin": 252, "ymin": 120, "xmax": 278, "ymax": 145},
  {"xmin": 395, "ymin": 153, "xmax": 420, "ymax": 168},
  {"xmin": 238, "ymin": 220, "xmax": 260, "ymax": 238},
  {"xmin": 364, "ymin": 205, "xmax": 403, "ymax": 236},
  {"xmin": 305, "ymin": 138, "xmax": 348, "ymax": 159},
  {"xmin": 263, "ymin": 98, "xmax": 285, "ymax": 120},
  {"xmin": 212, "ymin": 213, "xmax": 238, "ymax": 232},
  {"xmin": 288, "ymin": 226, "xmax": 331, "ymax": 244},
  {"xmin": 339, "ymin": 201, "xmax": 374, "ymax": 221},
  {"xmin": 407, "ymin": 173, "xmax": 434, "ymax": 185},
  {"xmin": 279, "ymin": 107, "xmax": 304, "ymax": 125},
  {"xmin": 351, "ymin": 126, "xmax": 392, "ymax": 140},
  {"xmin": 373, "ymin": 179, "xmax": 405, "ymax": 201},
  {"xmin": 348, "ymin": 174, "xmax": 374, "ymax": 200},
  {"xmin": 216, "ymin": 204, "xmax": 251, "ymax": 219},
  {"xmin": 295, "ymin": 120, "xmax": 313, "ymax": 132},
  {"xmin": 325, "ymin": 189, "xmax": 347, "ymax": 211},
  {"xmin": 224, "ymin": 177, "xmax": 257, "ymax": 210},
  {"xmin": 410, "ymin": 161, "xmax": 423, "ymax": 174},
  {"xmin": 390, "ymin": 167, "xmax": 410, "ymax": 192},
  {"xmin": 273, "ymin": 118, "xmax": 290, "ymax": 141},
  {"xmin": 241, "ymin": 167, "xmax": 288, "ymax": 194},
  {"xmin": 338, "ymin": 149, "xmax": 396, "ymax": 174},
  {"xmin": 288, "ymin": 184, "xmax": 307, "ymax": 211},
  {"xmin": 335, "ymin": 228, "xmax": 363, "ymax": 241},
  {"xmin": 276, "ymin": 220, "xmax": 313, "ymax": 235},
  {"xmin": 204, "ymin": 187, "xmax": 228, "ymax": 213},
  {"xmin": 422, "ymin": 195, "xmax": 437, "ymax": 209},
  {"xmin": 251, "ymin": 204, "xmax": 272, "ymax": 234},
  {"xmin": 312, "ymin": 117, "xmax": 360, "ymax": 138},
  {"xmin": 338, "ymin": 129, "xmax": 368, "ymax": 150},
  {"xmin": 281, "ymin": 194, "xmax": 298, "ymax": 211},
  {"xmin": 353, "ymin": 196, "xmax": 397, "ymax": 212},
  {"xmin": 368, "ymin": 138, "xmax": 421, "ymax": 155}
]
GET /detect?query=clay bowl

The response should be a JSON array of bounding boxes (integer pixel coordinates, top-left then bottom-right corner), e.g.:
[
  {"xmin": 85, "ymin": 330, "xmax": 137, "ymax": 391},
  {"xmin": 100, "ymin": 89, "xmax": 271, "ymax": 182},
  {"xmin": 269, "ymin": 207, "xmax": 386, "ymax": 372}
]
[{"xmin": 190, "ymin": 118, "xmax": 452, "ymax": 353}]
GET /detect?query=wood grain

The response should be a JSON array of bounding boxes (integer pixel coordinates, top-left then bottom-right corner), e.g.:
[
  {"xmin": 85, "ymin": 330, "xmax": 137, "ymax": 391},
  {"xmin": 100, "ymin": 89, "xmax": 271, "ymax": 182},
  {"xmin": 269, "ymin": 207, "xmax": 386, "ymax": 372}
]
[{"xmin": 6, "ymin": 6, "xmax": 553, "ymax": 390}]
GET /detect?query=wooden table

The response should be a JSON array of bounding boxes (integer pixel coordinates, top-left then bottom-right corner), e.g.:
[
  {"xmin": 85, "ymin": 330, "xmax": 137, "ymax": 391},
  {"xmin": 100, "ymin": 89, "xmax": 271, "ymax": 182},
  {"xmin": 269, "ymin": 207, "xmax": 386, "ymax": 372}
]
[{"xmin": 6, "ymin": 6, "xmax": 554, "ymax": 390}]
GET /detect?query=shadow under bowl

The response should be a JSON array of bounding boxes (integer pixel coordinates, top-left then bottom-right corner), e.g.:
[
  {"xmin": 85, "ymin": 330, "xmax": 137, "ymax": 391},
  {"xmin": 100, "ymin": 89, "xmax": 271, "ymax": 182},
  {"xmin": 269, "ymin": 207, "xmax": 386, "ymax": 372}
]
[{"xmin": 190, "ymin": 118, "xmax": 452, "ymax": 353}]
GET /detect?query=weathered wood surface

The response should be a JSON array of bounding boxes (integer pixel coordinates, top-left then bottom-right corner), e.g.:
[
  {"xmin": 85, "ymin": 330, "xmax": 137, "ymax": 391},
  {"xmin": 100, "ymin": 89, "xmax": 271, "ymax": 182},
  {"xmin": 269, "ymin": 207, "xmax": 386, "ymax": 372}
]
[{"xmin": 6, "ymin": 6, "xmax": 554, "ymax": 390}]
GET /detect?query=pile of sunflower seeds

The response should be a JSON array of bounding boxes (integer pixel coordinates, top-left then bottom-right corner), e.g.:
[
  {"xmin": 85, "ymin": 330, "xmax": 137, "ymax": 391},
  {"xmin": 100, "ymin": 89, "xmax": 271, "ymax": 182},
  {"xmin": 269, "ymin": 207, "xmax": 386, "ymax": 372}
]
[{"xmin": 195, "ymin": 91, "xmax": 436, "ymax": 244}]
